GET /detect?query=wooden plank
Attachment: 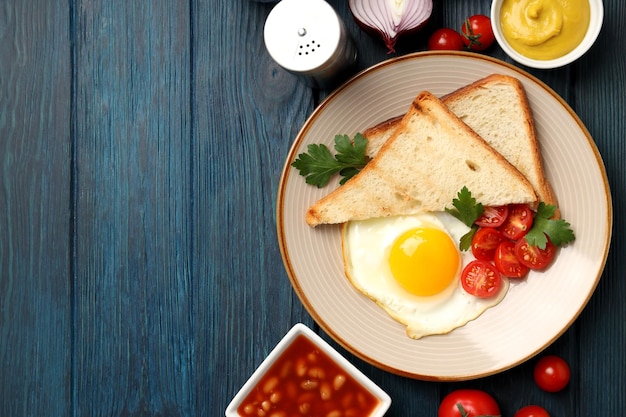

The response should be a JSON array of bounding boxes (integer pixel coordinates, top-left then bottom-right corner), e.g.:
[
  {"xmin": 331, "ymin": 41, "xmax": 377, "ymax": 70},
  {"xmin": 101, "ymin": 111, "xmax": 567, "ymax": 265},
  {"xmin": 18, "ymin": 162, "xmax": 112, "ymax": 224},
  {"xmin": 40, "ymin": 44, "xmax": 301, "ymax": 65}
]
[
  {"xmin": 72, "ymin": 1, "xmax": 194, "ymax": 415},
  {"xmin": 190, "ymin": 1, "xmax": 315, "ymax": 414},
  {"xmin": 0, "ymin": 1, "xmax": 72, "ymax": 415},
  {"xmin": 574, "ymin": 0, "xmax": 626, "ymax": 413}
]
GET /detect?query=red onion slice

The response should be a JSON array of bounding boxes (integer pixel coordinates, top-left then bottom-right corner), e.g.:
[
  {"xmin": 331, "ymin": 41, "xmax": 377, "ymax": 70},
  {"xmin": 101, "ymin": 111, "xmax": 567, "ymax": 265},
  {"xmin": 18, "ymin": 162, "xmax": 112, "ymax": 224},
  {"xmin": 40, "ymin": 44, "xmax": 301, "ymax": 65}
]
[{"xmin": 349, "ymin": 0, "xmax": 433, "ymax": 53}]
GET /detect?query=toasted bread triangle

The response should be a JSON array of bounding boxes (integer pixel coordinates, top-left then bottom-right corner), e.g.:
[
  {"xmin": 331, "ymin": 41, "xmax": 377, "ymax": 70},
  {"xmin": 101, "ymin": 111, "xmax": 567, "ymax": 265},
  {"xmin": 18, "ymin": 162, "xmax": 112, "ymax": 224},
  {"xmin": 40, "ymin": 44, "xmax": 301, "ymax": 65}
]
[
  {"xmin": 305, "ymin": 91, "xmax": 537, "ymax": 227},
  {"xmin": 443, "ymin": 74, "xmax": 558, "ymax": 211},
  {"xmin": 363, "ymin": 74, "xmax": 558, "ymax": 212}
]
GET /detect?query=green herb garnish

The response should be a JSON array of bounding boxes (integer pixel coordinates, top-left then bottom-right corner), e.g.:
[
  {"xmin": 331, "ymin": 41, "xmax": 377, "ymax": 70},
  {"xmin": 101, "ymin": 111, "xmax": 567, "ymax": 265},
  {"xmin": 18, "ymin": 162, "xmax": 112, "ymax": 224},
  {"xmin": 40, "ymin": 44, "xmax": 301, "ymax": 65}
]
[
  {"xmin": 525, "ymin": 202, "xmax": 576, "ymax": 249},
  {"xmin": 445, "ymin": 187, "xmax": 575, "ymax": 251},
  {"xmin": 291, "ymin": 133, "xmax": 370, "ymax": 188},
  {"xmin": 445, "ymin": 186, "xmax": 484, "ymax": 251}
]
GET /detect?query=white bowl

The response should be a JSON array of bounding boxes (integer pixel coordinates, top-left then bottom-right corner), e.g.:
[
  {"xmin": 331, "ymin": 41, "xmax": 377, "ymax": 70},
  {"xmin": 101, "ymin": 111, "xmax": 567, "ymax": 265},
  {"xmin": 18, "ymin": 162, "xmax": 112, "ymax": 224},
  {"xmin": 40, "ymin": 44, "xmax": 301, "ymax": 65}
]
[
  {"xmin": 224, "ymin": 323, "xmax": 391, "ymax": 417},
  {"xmin": 490, "ymin": 0, "xmax": 604, "ymax": 69}
]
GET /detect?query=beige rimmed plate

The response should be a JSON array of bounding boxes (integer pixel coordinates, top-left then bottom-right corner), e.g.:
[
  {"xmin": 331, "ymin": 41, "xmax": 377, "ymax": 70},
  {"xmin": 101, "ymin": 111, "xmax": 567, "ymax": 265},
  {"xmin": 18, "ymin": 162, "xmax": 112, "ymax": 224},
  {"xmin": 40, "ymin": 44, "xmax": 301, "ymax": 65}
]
[{"xmin": 276, "ymin": 51, "xmax": 612, "ymax": 381}]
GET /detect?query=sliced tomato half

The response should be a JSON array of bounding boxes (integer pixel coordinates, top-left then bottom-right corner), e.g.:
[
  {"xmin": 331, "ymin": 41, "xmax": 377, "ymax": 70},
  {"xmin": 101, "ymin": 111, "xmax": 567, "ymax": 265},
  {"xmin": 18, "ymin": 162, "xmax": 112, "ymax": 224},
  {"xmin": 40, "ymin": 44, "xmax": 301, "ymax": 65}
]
[
  {"xmin": 495, "ymin": 241, "xmax": 530, "ymax": 278},
  {"xmin": 471, "ymin": 227, "xmax": 505, "ymax": 261},
  {"xmin": 475, "ymin": 205, "xmax": 509, "ymax": 228},
  {"xmin": 515, "ymin": 237, "xmax": 556, "ymax": 270},
  {"xmin": 461, "ymin": 260, "xmax": 502, "ymax": 298},
  {"xmin": 499, "ymin": 204, "xmax": 534, "ymax": 240}
]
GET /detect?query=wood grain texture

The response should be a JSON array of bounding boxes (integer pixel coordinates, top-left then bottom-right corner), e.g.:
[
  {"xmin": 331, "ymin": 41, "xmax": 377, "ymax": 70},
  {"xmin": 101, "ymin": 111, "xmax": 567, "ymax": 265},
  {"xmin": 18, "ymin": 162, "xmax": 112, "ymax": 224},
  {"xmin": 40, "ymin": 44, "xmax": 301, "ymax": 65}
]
[
  {"xmin": 191, "ymin": 1, "xmax": 314, "ymax": 416},
  {"xmin": 0, "ymin": 1, "xmax": 71, "ymax": 415},
  {"xmin": 0, "ymin": 0, "xmax": 624, "ymax": 415},
  {"xmin": 72, "ymin": 1, "xmax": 193, "ymax": 415},
  {"xmin": 574, "ymin": 2, "xmax": 626, "ymax": 414}
]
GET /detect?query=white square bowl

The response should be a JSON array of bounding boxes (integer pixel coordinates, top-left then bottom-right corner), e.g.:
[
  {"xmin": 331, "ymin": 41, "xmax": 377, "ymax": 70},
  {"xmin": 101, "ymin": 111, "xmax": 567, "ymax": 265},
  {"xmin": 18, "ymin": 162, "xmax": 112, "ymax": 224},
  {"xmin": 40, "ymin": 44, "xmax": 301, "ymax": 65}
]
[{"xmin": 225, "ymin": 323, "xmax": 392, "ymax": 417}]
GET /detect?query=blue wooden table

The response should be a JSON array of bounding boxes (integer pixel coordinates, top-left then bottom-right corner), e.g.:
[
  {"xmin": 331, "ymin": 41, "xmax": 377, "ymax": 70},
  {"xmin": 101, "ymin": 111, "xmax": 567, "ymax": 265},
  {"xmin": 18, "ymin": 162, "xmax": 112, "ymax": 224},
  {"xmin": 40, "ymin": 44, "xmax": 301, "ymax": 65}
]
[{"xmin": 1, "ymin": 0, "xmax": 624, "ymax": 415}]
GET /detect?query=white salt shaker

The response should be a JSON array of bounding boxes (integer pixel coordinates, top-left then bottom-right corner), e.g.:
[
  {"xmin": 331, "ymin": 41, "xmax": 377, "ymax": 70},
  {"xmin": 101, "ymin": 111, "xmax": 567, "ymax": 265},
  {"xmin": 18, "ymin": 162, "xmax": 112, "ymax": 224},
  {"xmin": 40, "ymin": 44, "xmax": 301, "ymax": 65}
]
[{"xmin": 264, "ymin": 0, "xmax": 358, "ymax": 88}]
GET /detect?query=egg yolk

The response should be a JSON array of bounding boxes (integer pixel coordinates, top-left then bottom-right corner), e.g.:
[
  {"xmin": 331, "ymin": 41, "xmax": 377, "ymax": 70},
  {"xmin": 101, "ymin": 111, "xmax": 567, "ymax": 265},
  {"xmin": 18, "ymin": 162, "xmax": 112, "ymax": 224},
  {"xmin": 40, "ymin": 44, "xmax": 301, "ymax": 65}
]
[{"xmin": 389, "ymin": 227, "xmax": 460, "ymax": 297}]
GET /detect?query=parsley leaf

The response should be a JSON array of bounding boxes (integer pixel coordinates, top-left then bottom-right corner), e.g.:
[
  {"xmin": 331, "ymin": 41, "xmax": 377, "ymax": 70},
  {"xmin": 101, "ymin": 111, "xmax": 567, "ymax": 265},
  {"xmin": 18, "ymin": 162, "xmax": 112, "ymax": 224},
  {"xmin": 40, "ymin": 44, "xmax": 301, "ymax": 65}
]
[
  {"xmin": 458, "ymin": 225, "xmax": 479, "ymax": 252},
  {"xmin": 291, "ymin": 143, "xmax": 341, "ymax": 187},
  {"xmin": 335, "ymin": 133, "xmax": 368, "ymax": 165},
  {"xmin": 445, "ymin": 187, "xmax": 484, "ymax": 251},
  {"xmin": 291, "ymin": 133, "xmax": 370, "ymax": 187},
  {"xmin": 525, "ymin": 202, "xmax": 576, "ymax": 249},
  {"xmin": 446, "ymin": 186, "xmax": 484, "ymax": 227}
]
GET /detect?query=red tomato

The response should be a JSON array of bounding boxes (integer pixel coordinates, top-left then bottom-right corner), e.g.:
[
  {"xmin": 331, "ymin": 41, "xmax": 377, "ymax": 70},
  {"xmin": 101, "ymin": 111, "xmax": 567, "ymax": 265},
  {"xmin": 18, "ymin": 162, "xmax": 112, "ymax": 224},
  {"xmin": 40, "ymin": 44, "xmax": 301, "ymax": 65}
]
[
  {"xmin": 461, "ymin": 15, "xmax": 495, "ymax": 51},
  {"xmin": 514, "ymin": 405, "xmax": 551, "ymax": 417},
  {"xmin": 461, "ymin": 260, "xmax": 502, "ymax": 298},
  {"xmin": 428, "ymin": 28, "xmax": 465, "ymax": 51},
  {"xmin": 438, "ymin": 389, "xmax": 501, "ymax": 417},
  {"xmin": 515, "ymin": 237, "xmax": 556, "ymax": 270},
  {"xmin": 499, "ymin": 204, "xmax": 534, "ymax": 240},
  {"xmin": 471, "ymin": 227, "xmax": 505, "ymax": 261},
  {"xmin": 533, "ymin": 355, "xmax": 571, "ymax": 392},
  {"xmin": 494, "ymin": 241, "xmax": 530, "ymax": 278},
  {"xmin": 475, "ymin": 205, "xmax": 509, "ymax": 228}
]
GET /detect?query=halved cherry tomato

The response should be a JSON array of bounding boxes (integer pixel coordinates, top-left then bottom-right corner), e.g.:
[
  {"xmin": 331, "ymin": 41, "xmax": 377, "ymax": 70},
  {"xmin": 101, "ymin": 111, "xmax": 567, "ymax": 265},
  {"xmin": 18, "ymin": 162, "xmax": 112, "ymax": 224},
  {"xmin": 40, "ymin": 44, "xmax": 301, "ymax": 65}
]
[
  {"xmin": 515, "ymin": 237, "xmax": 556, "ymax": 270},
  {"xmin": 499, "ymin": 204, "xmax": 534, "ymax": 240},
  {"xmin": 533, "ymin": 355, "xmax": 571, "ymax": 392},
  {"xmin": 514, "ymin": 405, "xmax": 551, "ymax": 417},
  {"xmin": 438, "ymin": 389, "xmax": 501, "ymax": 417},
  {"xmin": 461, "ymin": 15, "xmax": 495, "ymax": 51},
  {"xmin": 428, "ymin": 28, "xmax": 465, "ymax": 51},
  {"xmin": 471, "ymin": 227, "xmax": 505, "ymax": 261},
  {"xmin": 461, "ymin": 260, "xmax": 502, "ymax": 298},
  {"xmin": 475, "ymin": 205, "xmax": 509, "ymax": 228},
  {"xmin": 494, "ymin": 241, "xmax": 530, "ymax": 278}
]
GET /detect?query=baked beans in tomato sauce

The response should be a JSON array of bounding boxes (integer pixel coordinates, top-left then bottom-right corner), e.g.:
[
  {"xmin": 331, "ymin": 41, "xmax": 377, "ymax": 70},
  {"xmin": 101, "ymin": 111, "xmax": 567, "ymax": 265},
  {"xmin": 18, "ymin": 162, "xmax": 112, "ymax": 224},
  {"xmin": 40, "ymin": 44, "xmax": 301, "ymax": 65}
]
[{"xmin": 237, "ymin": 334, "xmax": 380, "ymax": 417}]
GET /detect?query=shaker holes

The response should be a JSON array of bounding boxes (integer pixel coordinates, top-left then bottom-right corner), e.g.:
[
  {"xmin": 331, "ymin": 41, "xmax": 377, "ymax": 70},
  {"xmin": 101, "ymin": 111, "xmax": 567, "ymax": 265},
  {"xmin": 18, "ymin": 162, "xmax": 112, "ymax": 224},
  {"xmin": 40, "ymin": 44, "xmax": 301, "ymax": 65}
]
[{"xmin": 298, "ymin": 40, "xmax": 322, "ymax": 55}]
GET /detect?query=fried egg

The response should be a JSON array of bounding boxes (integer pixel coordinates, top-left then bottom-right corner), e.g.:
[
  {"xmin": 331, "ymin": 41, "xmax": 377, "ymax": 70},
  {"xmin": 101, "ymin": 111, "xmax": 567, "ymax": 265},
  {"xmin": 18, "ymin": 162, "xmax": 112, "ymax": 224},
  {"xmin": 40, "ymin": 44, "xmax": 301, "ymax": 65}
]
[{"xmin": 342, "ymin": 212, "xmax": 509, "ymax": 339}]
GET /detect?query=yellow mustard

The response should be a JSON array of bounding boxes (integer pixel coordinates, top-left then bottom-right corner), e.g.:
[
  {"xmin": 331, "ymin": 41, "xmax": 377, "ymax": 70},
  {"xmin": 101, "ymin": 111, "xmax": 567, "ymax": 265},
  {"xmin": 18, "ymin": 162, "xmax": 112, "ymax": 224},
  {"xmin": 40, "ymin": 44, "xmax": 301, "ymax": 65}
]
[{"xmin": 500, "ymin": 0, "xmax": 590, "ymax": 60}]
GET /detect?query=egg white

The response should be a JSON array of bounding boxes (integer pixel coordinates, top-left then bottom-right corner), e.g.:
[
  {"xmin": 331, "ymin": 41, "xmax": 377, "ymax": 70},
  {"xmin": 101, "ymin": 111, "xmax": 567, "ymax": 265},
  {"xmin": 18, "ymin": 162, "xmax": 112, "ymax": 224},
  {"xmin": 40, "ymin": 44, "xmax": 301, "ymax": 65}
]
[{"xmin": 342, "ymin": 212, "xmax": 509, "ymax": 340}]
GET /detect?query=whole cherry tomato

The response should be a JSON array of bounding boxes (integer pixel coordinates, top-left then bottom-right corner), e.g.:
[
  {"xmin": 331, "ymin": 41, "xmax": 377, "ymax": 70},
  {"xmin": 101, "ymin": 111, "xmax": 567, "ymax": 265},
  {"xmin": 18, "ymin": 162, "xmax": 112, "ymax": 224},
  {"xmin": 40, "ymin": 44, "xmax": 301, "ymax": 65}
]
[
  {"xmin": 428, "ymin": 28, "xmax": 465, "ymax": 51},
  {"xmin": 533, "ymin": 355, "xmax": 571, "ymax": 392},
  {"xmin": 461, "ymin": 15, "xmax": 495, "ymax": 51},
  {"xmin": 514, "ymin": 405, "xmax": 551, "ymax": 417},
  {"xmin": 438, "ymin": 389, "xmax": 501, "ymax": 417}
]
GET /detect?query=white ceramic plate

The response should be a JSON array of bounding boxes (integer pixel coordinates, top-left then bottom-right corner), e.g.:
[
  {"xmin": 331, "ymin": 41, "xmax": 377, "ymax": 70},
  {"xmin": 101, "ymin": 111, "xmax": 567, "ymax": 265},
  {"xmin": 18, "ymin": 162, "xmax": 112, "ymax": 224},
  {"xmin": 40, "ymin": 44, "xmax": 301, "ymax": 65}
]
[{"xmin": 276, "ymin": 52, "xmax": 612, "ymax": 381}]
